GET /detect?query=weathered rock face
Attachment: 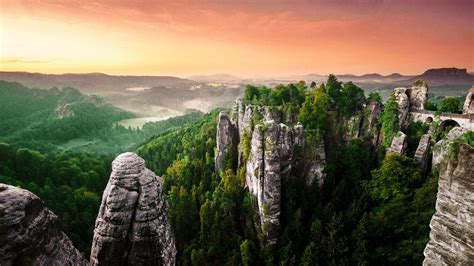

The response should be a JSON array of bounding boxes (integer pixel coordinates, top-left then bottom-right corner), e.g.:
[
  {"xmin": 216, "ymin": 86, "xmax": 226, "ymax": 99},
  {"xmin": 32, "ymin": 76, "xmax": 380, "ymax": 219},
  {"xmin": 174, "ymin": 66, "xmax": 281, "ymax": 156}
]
[
  {"xmin": 90, "ymin": 152, "xmax": 176, "ymax": 266},
  {"xmin": 393, "ymin": 84, "xmax": 428, "ymax": 129},
  {"xmin": 409, "ymin": 84, "xmax": 428, "ymax": 111},
  {"xmin": 0, "ymin": 184, "xmax": 87, "ymax": 265},
  {"xmin": 215, "ymin": 112, "xmax": 238, "ymax": 174},
  {"xmin": 463, "ymin": 86, "xmax": 474, "ymax": 114},
  {"xmin": 423, "ymin": 141, "xmax": 474, "ymax": 265},
  {"xmin": 217, "ymin": 99, "xmax": 326, "ymax": 244},
  {"xmin": 414, "ymin": 134, "xmax": 432, "ymax": 177},
  {"xmin": 55, "ymin": 103, "xmax": 75, "ymax": 119},
  {"xmin": 432, "ymin": 127, "xmax": 468, "ymax": 168},
  {"xmin": 394, "ymin": 87, "xmax": 411, "ymax": 129},
  {"xmin": 387, "ymin": 131, "xmax": 407, "ymax": 155}
]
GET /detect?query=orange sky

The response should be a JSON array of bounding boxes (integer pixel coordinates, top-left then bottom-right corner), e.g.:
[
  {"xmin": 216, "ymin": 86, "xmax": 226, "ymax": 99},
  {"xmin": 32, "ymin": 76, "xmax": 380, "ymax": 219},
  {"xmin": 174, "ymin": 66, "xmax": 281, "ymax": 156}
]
[{"xmin": 0, "ymin": 0, "xmax": 472, "ymax": 76}]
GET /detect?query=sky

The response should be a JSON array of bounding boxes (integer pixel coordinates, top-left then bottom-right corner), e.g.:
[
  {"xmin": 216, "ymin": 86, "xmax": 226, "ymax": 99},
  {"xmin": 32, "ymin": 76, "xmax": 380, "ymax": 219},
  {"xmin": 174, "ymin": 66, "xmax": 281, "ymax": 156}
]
[{"xmin": 0, "ymin": 0, "xmax": 472, "ymax": 77}]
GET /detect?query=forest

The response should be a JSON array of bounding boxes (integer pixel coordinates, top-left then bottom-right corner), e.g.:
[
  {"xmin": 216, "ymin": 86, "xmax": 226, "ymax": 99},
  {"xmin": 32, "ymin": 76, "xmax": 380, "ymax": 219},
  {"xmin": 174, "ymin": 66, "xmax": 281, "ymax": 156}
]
[{"xmin": 1, "ymin": 77, "xmax": 472, "ymax": 264}]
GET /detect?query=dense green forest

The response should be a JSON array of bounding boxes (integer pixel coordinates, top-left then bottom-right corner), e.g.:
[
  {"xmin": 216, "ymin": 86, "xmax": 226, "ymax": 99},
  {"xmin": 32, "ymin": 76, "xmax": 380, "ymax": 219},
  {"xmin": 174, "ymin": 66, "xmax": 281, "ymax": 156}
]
[
  {"xmin": 137, "ymin": 76, "xmax": 450, "ymax": 265},
  {"xmin": 0, "ymin": 80, "xmax": 203, "ymax": 153},
  {"xmin": 1, "ymin": 78, "xmax": 471, "ymax": 264},
  {"xmin": 0, "ymin": 81, "xmax": 203, "ymax": 255}
]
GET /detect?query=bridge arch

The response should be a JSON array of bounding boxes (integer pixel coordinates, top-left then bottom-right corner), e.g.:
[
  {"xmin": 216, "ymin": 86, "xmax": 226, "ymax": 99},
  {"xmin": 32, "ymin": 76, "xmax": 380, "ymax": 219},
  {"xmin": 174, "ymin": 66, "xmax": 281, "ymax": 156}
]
[
  {"xmin": 425, "ymin": 116, "xmax": 433, "ymax": 123},
  {"xmin": 436, "ymin": 119, "xmax": 461, "ymax": 141}
]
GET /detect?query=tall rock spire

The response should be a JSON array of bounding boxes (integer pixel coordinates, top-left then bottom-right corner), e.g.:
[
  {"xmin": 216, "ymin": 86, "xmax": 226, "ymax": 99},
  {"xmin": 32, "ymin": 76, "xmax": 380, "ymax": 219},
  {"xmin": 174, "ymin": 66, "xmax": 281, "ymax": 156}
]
[{"xmin": 90, "ymin": 152, "xmax": 176, "ymax": 265}]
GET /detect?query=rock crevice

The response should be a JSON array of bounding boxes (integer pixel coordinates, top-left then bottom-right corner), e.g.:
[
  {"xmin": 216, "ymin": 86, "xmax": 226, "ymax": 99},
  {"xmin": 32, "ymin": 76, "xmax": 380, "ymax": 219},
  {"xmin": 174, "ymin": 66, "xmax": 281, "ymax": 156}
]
[
  {"xmin": 90, "ymin": 152, "xmax": 176, "ymax": 266},
  {"xmin": 423, "ymin": 131, "xmax": 474, "ymax": 265},
  {"xmin": 0, "ymin": 184, "xmax": 87, "ymax": 265}
]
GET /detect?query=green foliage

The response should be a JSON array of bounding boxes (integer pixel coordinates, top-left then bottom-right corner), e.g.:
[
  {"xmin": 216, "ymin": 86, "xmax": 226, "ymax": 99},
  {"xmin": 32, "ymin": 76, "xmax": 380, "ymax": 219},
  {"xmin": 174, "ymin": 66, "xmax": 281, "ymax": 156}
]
[
  {"xmin": 405, "ymin": 121, "xmax": 429, "ymax": 157},
  {"xmin": 299, "ymin": 85, "xmax": 329, "ymax": 134},
  {"xmin": 464, "ymin": 131, "xmax": 474, "ymax": 147},
  {"xmin": 424, "ymin": 100, "xmax": 438, "ymax": 111},
  {"xmin": 439, "ymin": 97, "xmax": 461, "ymax": 113},
  {"xmin": 0, "ymin": 80, "xmax": 203, "ymax": 153},
  {"xmin": 364, "ymin": 154, "xmax": 436, "ymax": 264},
  {"xmin": 242, "ymin": 83, "xmax": 306, "ymax": 107},
  {"xmin": 0, "ymin": 144, "xmax": 110, "ymax": 255},
  {"xmin": 367, "ymin": 92, "xmax": 382, "ymax": 103},
  {"xmin": 381, "ymin": 94, "xmax": 399, "ymax": 147},
  {"xmin": 366, "ymin": 154, "xmax": 421, "ymax": 201}
]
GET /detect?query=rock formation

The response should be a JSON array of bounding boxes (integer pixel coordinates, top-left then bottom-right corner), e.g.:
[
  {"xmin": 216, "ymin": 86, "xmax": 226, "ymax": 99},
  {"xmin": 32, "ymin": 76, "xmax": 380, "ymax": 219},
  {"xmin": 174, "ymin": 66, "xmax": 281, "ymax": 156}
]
[
  {"xmin": 55, "ymin": 103, "xmax": 75, "ymax": 119},
  {"xmin": 394, "ymin": 87, "xmax": 411, "ymax": 129},
  {"xmin": 0, "ymin": 184, "xmax": 87, "ymax": 265},
  {"xmin": 215, "ymin": 98, "xmax": 326, "ymax": 244},
  {"xmin": 393, "ymin": 83, "xmax": 428, "ymax": 129},
  {"xmin": 90, "ymin": 152, "xmax": 176, "ymax": 266},
  {"xmin": 215, "ymin": 112, "xmax": 238, "ymax": 174},
  {"xmin": 423, "ymin": 134, "xmax": 474, "ymax": 265},
  {"xmin": 431, "ymin": 127, "xmax": 468, "ymax": 168},
  {"xmin": 414, "ymin": 134, "xmax": 432, "ymax": 177},
  {"xmin": 463, "ymin": 86, "xmax": 474, "ymax": 114},
  {"xmin": 387, "ymin": 131, "xmax": 407, "ymax": 155}
]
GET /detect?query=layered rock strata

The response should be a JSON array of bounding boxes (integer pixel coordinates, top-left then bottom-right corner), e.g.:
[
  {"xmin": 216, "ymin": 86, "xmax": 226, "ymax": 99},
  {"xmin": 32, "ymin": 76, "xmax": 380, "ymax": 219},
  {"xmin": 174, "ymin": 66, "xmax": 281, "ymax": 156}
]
[
  {"xmin": 414, "ymin": 134, "xmax": 432, "ymax": 177},
  {"xmin": 215, "ymin": 112, "xmax": 238, "ymax": 174},
  {"xmin": 423, "ymin": 135, "xmax": 474, "ymax": 265},
  {"xmin": 431, "ymin": 127, "xmax": 468, "ymax": 168},
  {"xmin": 393, "ymin": 84, "xmax": 428, "ymax": 130},
  {"xmin": 0, "ymin": 184, "xmax": 87, "ymax": 265},
  {"xmin": 463, "ymin": 86, "xmax": 474, "ymax": 114},
  {"xmin": 216, "ymin": 99, "xmax": 326, "ymax": 244},
  {"xmin": 90, "ymin": 152, "xmax": 176, "ymax": 266},
  {"xmin": 387, "ymin": 131, "xmax": 407, "ymax": 155}
]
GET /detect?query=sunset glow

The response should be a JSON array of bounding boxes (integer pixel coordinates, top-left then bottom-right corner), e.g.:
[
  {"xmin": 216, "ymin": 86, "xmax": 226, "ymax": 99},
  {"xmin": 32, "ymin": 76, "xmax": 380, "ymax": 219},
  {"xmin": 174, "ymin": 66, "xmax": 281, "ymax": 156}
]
[{"xmin": 1, "ymin": 0, "xmax": 472, "ymax": 76}]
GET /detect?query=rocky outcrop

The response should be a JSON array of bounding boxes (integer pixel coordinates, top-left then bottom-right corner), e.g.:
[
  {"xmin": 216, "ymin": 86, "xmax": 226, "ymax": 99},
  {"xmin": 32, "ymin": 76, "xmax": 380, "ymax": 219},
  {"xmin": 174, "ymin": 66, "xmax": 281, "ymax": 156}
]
[
  {"xmin": 215, "ymin": 112, "xmax": 238, "ymax": 173},
  {"xmin": 90, "ymin": 152, "xmax": 176, "ymax": 266},
  {"xmin": 55, "ymin": 103, "xmax": 75, "ymax": 119},
  {"xmin": 409, "ymin": 84, "xmax": 429, "ymax": 111},
  {"xmin": 431, "ymin": 127, "xmax": 468, "ymax": 169},
  {"xmin": 463, "ymin": 86, "xmax": 474, "ymax": 114},
  {"xmin": 394, "ymin": 88, "xmax": 411, "ymax": 129},
  {"xmin": 387, "ymin": 131, "xmax": 407, "ymax": 155},
  {"xmin": 414, "ymin": 134, "xmax": 432, "ymax": 177},
  {"xmin": 393, "ymin": 83, "xmax": 428, "ymax": 129},
  {"xmin": 423, "ymin": 139, "xmax": 474, "ymax": 265},
  {"xmin": 0, "ymin": 184, "xmax": 87, "ymax": 265},
  {"xmin": 216, "ymin": 98, "xmax": 327, "ymax": 244}
]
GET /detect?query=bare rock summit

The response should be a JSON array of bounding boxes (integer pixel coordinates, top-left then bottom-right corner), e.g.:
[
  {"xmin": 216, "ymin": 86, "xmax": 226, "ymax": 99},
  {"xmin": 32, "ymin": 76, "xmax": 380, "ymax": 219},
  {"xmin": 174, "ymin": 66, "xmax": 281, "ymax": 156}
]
[{"xmin": 90, "ymin": 152, "xmax": 176, "ymax": 266}]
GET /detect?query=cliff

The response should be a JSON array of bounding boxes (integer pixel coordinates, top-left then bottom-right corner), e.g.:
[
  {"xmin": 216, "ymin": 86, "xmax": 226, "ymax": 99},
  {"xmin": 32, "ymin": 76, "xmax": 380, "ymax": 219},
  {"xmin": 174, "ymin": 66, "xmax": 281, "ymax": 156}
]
[
  {"xmin": 423, "ymin": 131, "xmax": 474, "ymax": 265},
  {"xmin": 463, "ymin": 86, "xmax": 474, "ymax": 114},
  {"xmin": 215, "ymin": 99, "xmax": 326, "ymax": 244},
  {"xmin": 90, "ymin": 152, "xmax": 176, "ymax": 265},
  {"xmin": 0, "ymin": 184, "xmax": 87, "ymax": 265}
]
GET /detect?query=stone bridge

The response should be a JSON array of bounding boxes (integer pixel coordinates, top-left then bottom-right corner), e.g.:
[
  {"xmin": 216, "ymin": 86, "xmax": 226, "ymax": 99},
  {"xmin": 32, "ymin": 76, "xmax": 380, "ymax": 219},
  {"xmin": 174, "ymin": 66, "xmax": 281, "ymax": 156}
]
[{"xmin": 410, "ymin": 110, "xmax": 474, "ymax": 131}]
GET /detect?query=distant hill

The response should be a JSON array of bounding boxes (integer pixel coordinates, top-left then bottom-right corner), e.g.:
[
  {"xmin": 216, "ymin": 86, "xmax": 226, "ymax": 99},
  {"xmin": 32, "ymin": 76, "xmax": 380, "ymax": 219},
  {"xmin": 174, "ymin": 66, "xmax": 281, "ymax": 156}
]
[
  {"xmin": 337, "ymin": 73, "xmax": 413, "ymax": 82},
  {"xmin": 405, "ymin": 68, "xmax": 473, "ymax": 85},
  {"xmin": 188, "ymin": 74, "xmax": 242, "ymax": 82},
  {"xmin": 0, "ymin": 72, "xmax": 197, "ymax": 93}
]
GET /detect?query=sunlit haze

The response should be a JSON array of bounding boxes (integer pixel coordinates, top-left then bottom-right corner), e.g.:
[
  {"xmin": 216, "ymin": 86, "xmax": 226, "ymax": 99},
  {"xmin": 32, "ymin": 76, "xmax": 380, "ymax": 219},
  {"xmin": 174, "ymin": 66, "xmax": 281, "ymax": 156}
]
[{"xmin": 1, "ymin": 0, "xmax": 472, "ymax": 76}]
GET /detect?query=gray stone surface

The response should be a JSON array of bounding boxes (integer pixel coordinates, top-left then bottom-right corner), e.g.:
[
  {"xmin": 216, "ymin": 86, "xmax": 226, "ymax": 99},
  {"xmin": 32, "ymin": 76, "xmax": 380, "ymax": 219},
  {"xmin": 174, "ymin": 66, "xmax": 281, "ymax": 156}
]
[
  {"xmin": 393, "ymin": 84, "xmax": 428, "ymax": 129},
  {"xmin": 394, "ymin": 87, "xmax": 411, "ymax": 130},
  {"xmin": 423, "ymin": 143, "xmax": 474, "ymax": 265},
  {"xmin": 0, "ymin": 184, "xmax": 87, "ymax": 265},
  {"xmin": 55, "ymin": 103, "xmax": 75, "ymax": 119},
  {"xmin": 219, "ymin": 99, "xmax": 327, "ymax": 245},
  {"xmin": 414, "ymin": 134, "xmax": 432, "ymax": 177},
  {"xmin": 90, "ymin": 152, "xmax": 176, "ymax": 266},
  {"xmin": 463, "ymin": 86, "xmax": 474, "ymax": 114},
  {"xmin": 215, "ymin": 112, "xmax": 238, "ymax": 174},
  {"xmin": 432, "ymin": 127, "xmax": 468, "ymax": 168},
  {"xmin": 410, "ymin": 84, "xmax": 429, "ymax": 111},
  {"xmin": 387, "ymin": 131, "xmax": 407, "ymax": 155}
]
